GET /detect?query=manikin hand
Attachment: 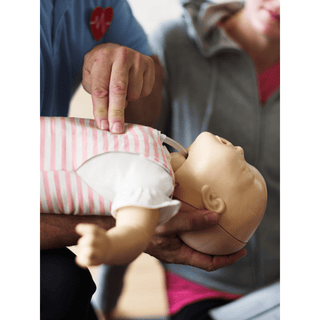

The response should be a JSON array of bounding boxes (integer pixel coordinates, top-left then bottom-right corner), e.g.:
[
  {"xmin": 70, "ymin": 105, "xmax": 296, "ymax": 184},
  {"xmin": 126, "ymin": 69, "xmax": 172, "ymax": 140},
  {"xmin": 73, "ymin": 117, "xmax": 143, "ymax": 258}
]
[
  {"xmin": 82, "ymin": 43, "xmax": 155, "ymax": 133},
  {"xmin": 75, "ymin": 224, "xmax": 111, "ymax": 268},
  {"xmin": 145, "ymin": 203, "xmax": 247, "ymax": 272}
]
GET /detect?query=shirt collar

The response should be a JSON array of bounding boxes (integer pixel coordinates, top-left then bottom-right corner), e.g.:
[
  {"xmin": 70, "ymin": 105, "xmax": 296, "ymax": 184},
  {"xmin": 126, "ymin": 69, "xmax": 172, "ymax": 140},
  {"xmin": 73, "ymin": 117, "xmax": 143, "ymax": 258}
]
[{"xmin": 181, "ymin": 0, "xmax": 245, "ymax": 57}]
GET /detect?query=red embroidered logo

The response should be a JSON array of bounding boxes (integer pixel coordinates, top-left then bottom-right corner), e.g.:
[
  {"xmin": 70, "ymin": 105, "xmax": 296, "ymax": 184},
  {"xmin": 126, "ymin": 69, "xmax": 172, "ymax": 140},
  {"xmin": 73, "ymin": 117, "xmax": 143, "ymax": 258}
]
[{"xmin": 90, "ymin": 7, "xmax": 114, "ymax": 41}]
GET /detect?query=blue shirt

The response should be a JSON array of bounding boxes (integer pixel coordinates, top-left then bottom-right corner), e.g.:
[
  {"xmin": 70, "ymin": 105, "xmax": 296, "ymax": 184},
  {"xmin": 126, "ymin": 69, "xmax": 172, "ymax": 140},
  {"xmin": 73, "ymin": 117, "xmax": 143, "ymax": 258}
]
[{"xmin": 41, "ymin": 0, "xmax": 153, "ymax": 116}]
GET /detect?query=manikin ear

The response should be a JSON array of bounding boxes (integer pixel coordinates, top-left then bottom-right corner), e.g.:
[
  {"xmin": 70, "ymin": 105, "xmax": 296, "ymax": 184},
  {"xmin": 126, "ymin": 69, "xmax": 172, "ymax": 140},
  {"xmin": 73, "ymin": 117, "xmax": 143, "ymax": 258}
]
[{"xmin": 201, "ymin": 185, "xmax": 226, "ymax": 214}]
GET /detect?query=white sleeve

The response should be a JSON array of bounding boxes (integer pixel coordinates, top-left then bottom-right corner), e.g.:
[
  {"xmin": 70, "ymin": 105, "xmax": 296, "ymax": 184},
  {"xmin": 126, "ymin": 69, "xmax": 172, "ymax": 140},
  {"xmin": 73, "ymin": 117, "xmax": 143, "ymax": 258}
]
[
  {"xmin": 111, "ymin": 154, "xmax": 181, "ymax": 225},
  {"xmin": 77, "ymin": 152, "xmax": 181, "ymax": 225}
]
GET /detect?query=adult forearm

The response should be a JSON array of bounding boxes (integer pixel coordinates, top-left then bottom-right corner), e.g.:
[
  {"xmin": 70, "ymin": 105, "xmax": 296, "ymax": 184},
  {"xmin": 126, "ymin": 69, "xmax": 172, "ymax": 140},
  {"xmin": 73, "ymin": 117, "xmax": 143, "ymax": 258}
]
[
  {"xmin": 125, "ymin": 55, "xmax": 163, "ymax": 127},
  {"xmin": 40, "ymin": 213, "xmax": 115, "ymax": 250}
]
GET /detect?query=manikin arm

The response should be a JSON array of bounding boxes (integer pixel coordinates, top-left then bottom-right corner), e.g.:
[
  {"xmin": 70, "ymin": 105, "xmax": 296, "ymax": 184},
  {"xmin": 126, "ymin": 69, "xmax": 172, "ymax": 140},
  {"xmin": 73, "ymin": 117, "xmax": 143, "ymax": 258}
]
[{"xmin": 75, "ymin": 206, "xmax": 160, "ymax": 267}]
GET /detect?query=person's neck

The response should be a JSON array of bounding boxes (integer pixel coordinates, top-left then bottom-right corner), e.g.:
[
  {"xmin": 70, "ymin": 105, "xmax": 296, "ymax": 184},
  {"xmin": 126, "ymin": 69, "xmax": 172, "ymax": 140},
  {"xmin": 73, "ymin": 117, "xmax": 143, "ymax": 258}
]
[{"xmin": 220, "ymin": 10, "xmax": 280, "ymax": 74}]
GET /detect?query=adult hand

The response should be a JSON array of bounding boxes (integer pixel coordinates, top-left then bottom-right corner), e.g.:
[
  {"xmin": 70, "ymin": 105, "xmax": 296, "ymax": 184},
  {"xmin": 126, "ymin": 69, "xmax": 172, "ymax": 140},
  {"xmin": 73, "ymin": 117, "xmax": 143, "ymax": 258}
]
[
  {"xmin": 145, "ymin": 204, "xmax": 247, "ymax": 272},
  {"xmin": 82, "ymin": 43, "xmax": 155, "ymax": 133}
]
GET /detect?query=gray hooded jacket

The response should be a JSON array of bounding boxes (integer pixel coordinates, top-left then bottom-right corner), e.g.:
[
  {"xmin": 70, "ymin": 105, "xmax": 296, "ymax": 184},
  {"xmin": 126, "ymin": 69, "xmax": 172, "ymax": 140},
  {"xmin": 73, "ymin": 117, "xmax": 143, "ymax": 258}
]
[{"xmin": 150, "ymin": 0, "xmax": 279, "ymax": 295}]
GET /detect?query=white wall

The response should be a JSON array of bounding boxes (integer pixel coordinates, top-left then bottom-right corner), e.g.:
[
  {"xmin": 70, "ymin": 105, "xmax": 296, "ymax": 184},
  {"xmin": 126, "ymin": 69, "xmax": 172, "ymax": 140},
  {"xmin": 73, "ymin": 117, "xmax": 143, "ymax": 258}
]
[
  {"xmin": 126, "ymin": 0, "xmax": 241, "ymax": 34},
  {"xmin": 127, "ymin": 0, "xmax": 183, "ymax": 34}
]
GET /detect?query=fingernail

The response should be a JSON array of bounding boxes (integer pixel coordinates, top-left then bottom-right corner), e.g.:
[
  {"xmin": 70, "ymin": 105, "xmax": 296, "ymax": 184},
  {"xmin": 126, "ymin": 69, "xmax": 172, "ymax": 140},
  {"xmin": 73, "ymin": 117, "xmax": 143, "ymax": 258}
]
[
  {"xmin": 111, "ymin": 122, "xmax": 124, "ymax": 134},
  {"xmin": 100, "ymin": 120, "xmax": 109, "ymax": 130},
  {"xmin": 240, "ymin": 249, "xmax": 247, "ymax": 258}
]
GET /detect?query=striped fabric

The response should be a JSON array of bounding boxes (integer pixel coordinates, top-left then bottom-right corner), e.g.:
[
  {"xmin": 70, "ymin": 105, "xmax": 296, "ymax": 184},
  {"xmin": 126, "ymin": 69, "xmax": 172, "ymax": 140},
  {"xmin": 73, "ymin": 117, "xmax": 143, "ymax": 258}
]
[{"xmin": 40, "ymin": 117, "xmax": 173, "ymax": 215}]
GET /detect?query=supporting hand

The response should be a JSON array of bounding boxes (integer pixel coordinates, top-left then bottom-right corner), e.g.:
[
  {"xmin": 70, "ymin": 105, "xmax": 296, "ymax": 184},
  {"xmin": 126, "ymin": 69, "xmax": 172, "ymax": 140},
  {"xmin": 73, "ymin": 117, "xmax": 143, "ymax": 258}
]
[{"xmin": 145, "ymin": 205, "xmax": 247, "ymax": 272}]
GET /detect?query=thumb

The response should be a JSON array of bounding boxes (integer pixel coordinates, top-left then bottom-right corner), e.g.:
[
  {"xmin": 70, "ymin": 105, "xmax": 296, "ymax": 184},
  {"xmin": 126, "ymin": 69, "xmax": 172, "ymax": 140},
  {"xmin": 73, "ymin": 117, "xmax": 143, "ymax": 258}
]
[
  {"xmin": 75, "ymin": 223, "xmax": 95, "ymax": 236},
  {"xmin": 158, "ymin": 210, "xmax": 220, "ymax": 235}
]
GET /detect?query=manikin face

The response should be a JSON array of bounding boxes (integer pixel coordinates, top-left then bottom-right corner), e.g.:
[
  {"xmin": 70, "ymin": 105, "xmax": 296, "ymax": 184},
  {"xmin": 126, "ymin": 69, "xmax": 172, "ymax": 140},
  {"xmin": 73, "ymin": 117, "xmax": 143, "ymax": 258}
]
[
  {"xmin": 171, "ymin": 132, "xmax": 264, "ymax": 201},
  {"xmin": 244, "ymin": 0, "xmax": 280, "ymax": 40}
]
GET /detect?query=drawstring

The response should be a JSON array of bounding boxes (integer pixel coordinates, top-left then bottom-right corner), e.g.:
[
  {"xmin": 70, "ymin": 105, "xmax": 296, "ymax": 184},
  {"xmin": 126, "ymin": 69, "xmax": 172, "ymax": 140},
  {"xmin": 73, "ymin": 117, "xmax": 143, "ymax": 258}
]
[{"xmin": 163, "ymin": 136, "xmax": 188, "ymax": 158}]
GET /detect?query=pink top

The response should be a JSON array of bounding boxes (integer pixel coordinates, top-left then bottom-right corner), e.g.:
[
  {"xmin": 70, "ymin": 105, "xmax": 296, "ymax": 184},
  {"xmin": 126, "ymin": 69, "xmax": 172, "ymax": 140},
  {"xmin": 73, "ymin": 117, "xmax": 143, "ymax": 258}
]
[
  {"xmin": 40, "ymin": 117, "xmax": 172, "ymax": 174},
  {"xmin": 166, "ymin": 61, "xmax": 280, "ymax": 315},
  {"xmin": 258, "ymin": 61, "xmax": 280, "ymax": 104},
  {"xmin": 166, "ymin": 271, "xmax": 242, "ymax": 315},
  {"xmin": 40, "ymin": 117, "xmax": 173, "ymax": 215}
]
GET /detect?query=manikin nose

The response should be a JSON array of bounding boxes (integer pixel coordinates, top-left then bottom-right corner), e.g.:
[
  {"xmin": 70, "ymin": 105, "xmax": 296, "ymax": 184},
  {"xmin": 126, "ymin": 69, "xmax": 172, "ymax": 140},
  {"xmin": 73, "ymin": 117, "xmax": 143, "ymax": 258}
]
[
  {"xmin": 235, "ymin": 146, "xmax": 244, "ymax": 156},
  {"xmin": 216, "ymin": 136, "xmax": 232, "ymax": 146}
]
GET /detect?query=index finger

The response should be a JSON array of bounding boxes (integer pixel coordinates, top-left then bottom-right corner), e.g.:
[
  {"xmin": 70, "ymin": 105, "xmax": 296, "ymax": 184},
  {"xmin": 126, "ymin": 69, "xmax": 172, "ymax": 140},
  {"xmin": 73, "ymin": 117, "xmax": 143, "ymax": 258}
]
[
  {"xmin": 156, "ymin": 210, "xmax": 220, "ymax": 235},
  {"xmin": 108, "ymin": 58, "xmax": 129, "ymax": 134},
  {"xmin": 209, "ymin": 248, "xmax": 247, "ymax": 271},
  {"xmin": 179, "ymin": 246, "xmax": 247, "ymax": 272},
  {"xmin": 75, "ymin": 223, "xmax": 98, "ymax": 236},
  {"xmin": 90, "ymin": 55, "xmax": 112, "ymax": 130}
]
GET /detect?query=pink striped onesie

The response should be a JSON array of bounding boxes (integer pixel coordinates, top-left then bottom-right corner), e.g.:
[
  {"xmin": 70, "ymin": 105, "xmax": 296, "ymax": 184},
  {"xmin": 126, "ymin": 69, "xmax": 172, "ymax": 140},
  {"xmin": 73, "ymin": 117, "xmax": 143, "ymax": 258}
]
[{"xmin": 40, "ymin": 117, "xmax": 181, "ymax": 224}]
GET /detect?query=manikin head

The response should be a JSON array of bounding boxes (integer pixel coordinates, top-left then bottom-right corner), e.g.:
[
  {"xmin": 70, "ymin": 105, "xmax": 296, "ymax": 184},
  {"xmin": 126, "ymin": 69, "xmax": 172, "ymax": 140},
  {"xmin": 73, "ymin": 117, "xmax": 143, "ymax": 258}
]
[{"xmin": 170, "ymin": 132, "xmax": 267, "ymax": 255}]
